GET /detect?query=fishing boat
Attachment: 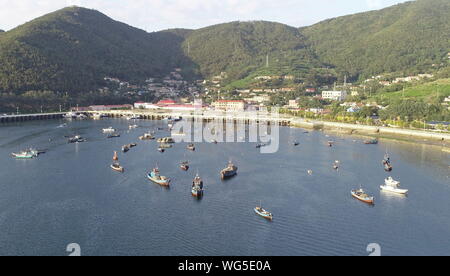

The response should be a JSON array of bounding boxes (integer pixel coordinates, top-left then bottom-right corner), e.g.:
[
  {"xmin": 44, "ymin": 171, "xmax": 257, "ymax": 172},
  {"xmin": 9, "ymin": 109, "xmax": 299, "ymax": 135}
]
[
  {"xmin": 254, "ymin": 203, "xmax": 273, "ymax": 221},
  {"xmin": 107, "ymin": 134, "xmax": 120, "ymax": 139},
  {"xmin": 158, "ymin": 147, "xmax": 165, "ymax": 153},
  {"xmin": 113, "ymin": 151, "xmax": 119, "ymax": 161},
  {"xmin": 68, "ymin": 135, "xmax": 86, "ymax": 143},
  {"xmin": 159, "ymin": 143, "xmax": 173, "ymax": 149},
  {"xmin": 103, "ymin": 127, "xmax": 116, "ymax": 133},
  {"xmin": 129, "ymin": 124, "xmax": 139, "ymax": 130},
  {"xmin": 187, "ymin": 144, "xmax": 196, "ymax": 151},
  {"xmin": 220, "ymin": 161, "xmax": 238, "ymax": 180},
  {"xmin": 351, "ymin": 187, "xmax": 374, "ymax": 205},
  {"xmin": 333, "ymin": 161, "xmax": 340, "ymax": 170},
  {"xmin": 192, "ymin": 174, "xmax": 204, "ymax": 197},
  {"xmin": 11, "ymin": 150, "xmax": 37, "ymax": 159},
  {"xmin": 307, "ymin": 170, "xmax": 313, "ymax": 176},
  {"xmin": 122, "ymin": 145, "xmax": 130, "ymax": 153},
  {"xmin": 180, "ymin": 161, "xmax": 190, "ymax": 171},
  {"xmin": 111, "ymin": 162, "xmax": 124, "ymax": 173},
  {"xmin": 147, "ymin": 167, "xmax": 170, "ymax": 187},
  {"xmin": 327, "ymin": 141, "xmax": 334, "ymax": 147},
  {"xmin": 256, "ymin": 143, "xmax": 266, "ymax": 149},
  {"xmin": 293, "ymin": 141, "xmax": 300, "ymax": 146},
  {"xmin": 381, "ymin": 177, "xmax": 408, "ymax": 195},
  {"xmin": 157, "ymin": 137, "xmax": 175, "ymax": 144},
  {"xmin": 364, "ymin": 139, "xmax": 379, "ymax": 145},
  {"xmin": 382, "ymin": 153, "xmax": 393, "ymax": 172},
  {"xmin": 139, "ymin": 133, "xmax": 155, "ymax": 140}
]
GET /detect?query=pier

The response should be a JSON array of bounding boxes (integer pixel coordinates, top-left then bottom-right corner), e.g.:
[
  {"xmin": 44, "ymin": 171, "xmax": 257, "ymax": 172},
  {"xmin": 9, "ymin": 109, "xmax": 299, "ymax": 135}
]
[{"xmin": 0, "ymin": 112, "xmax": 65, "ymax": 123}]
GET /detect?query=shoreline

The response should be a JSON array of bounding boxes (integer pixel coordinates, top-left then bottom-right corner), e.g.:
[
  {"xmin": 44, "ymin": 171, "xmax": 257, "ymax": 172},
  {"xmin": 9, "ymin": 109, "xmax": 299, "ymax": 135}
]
[{"xmin": 290, "ymin": 119, "xmax": 450, "ymax": 150}]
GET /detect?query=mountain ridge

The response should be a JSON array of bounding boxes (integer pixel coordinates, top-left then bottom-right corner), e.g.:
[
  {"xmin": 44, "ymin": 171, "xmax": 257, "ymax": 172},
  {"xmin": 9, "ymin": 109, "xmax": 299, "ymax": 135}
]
[{"xmin": 0, "ymin": 1, "xmax": 449, "ymax": 94}]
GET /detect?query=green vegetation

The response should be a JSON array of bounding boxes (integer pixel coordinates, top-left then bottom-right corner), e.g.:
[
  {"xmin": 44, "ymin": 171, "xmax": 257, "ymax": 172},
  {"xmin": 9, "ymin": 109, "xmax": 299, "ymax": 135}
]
[
  {"xmin": 373, "ymin": 78, "xmax": 450, "ymax": 102},
  {"xmin": 302, "ymin": 0, "xmax": 450, "ymax": 81},
  {"xmin": 0, "ymin": 6, "xmax": 189, "ymax": 94}
]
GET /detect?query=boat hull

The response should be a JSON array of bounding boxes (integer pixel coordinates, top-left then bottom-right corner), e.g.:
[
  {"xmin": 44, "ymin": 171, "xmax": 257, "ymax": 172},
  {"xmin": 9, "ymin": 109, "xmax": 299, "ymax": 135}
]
[
  {"xmin": 351, "ymin": 191, "xmax": 374, "ymax": 205},
  {"xmin": 111, "ymin": 165, "xmax": 124, "ymax": 173},
  {"xmin": 380, "ymin": 185, "xmax": 408, "ymax": 195},
  {"xmin": 254, "ymin": 208, "xmax": 273, "ymax": 220},
  {"xmin": 147, "ymin": 174, "xmax": 170, "ymax": 187}
]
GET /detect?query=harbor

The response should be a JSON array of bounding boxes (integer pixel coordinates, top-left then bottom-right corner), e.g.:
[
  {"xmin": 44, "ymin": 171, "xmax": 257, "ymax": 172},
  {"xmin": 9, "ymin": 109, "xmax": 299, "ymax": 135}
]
[{"xmin": 0, "ymin": 118, "xmax": 449, "ymax": 255}]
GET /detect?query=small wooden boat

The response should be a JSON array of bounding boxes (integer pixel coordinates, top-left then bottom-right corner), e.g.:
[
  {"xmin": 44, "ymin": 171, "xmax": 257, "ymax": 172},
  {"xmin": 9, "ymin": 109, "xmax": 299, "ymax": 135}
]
[
  {"xmin": 364, "ymin": 139, "xmax": 379, "ymax": 145},
  {"xmin": 147, "ymin": 168, "xmax": 170, "ymax": 187},
  {"xmin": 129, "ymin": 143, "xmax": 137, "ymax": 148},
  {"xmin": 139, "ymin": 133, "xmax": 155, "ymax": 140},
  {"xmin": 157, "ymin": 137, "xmax": 175, "ymax": 144},
  {"xmin": 221, "ymin": 161, "xmax": 238, "ymax": 180},
  {"xmin": 159, "ymin": 143, "xmax": 172, "ymax": 149},
  {"xmin": 254, "ymin": 204, "xmax": 273, "ymax": 221},
  {"xmin": 111, "ymin": 163, "xmax": 124, "ymax": 173},
  {"xmin": 103, "ymin": 127, "xmax": 116, "ymax": 133},
  {"xmin": 180, "ymin": 161, "xmax": 190, "ymax": 171},
  {"xmin": 351, "ymin": 188, "xmax": 374, "ymax": 205},
  {"xmin": 68, "ymin": 135, "xmax": 86, "ymax": 143},
  {"xmin": 11, "ymin": 150, "xmax": 37, "ymax": 159},
  {"xmin": 158, "ymin": 147, "xmax": 165, "ymax": 153},
  {"xmin": 187, "ymin": 144, "xmax": 196, "ymax": 151},
  {"xmin": 113, "ymin": 151, "xmax": 119, "ymax": 161},
  {"xmin": 293, "ymin": 141, "xmax": 300, "ymax": 146},
  {"xmin": 122, "ymin": 145, "xmax": 130, "ymax": 153},
  {"xmin": 107, "ymin": 134, "xmax": 120, "ymax": 139},
  {"xmin": 327, "ymin": 141, "xmax": 334, "ymax": 147}
]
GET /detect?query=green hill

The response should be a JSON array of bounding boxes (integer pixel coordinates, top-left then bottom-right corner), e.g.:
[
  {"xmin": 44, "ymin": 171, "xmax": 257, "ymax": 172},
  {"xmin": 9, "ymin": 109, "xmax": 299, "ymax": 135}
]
[
  {"xmin": 0, "ymin": 6, "xmax": 187, "ymax": 93},
  {"xmin": 302, "ymin": 0, "xmax": 450, "ymax": 80},
  {"xmin": 374, "ymin": 78, "xmax": 450, "ymax": 102},
  {"xmin": 182, "ymin": 21, "xmax": 326, "ymax": 83},
  {"xmin": 1, "ymin": 0, "xmax": 450, "ymax": 96}
]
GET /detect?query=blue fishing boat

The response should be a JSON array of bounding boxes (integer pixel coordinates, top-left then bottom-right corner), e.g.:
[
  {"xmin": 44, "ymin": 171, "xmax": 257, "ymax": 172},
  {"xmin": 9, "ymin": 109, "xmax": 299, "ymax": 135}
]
[
  {"xmin": 147, "ymin": 167, "xmax": 170, "ymax": 187},
  {"xmin": 254, "ymin": 203, "xmax": 273, "ymax": 220}
]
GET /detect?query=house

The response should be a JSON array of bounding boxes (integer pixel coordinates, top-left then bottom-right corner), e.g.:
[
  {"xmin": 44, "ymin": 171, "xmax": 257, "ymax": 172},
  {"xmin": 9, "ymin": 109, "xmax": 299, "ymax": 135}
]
[
  {"xmin": 288, "ymin": 100, "xmax": 299, "ymax": 109},
  {"xmin": 322, "ymin": 91, "xmax": 347, "ymax": 101},
  {"xmin": 305, "ymin": 88, "xmax": 316, "ymax": 93},
  {"xmin": 212, "ymin": 100, "xmax": 246, "ymax": 112}
]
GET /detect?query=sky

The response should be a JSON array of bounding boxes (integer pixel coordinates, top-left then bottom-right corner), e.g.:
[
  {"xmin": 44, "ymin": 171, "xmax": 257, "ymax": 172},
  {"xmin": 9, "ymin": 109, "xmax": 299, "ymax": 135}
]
[{"xmin": 0, "ymin": 0, "xmax": 412, "ymax": 32}]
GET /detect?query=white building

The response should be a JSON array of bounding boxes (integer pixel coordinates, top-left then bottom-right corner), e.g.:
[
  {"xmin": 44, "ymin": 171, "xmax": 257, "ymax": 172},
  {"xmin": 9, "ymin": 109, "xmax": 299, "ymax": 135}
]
[{"xmin": 322, "ymin": 90, "xmax": 348, "ymax": 101}]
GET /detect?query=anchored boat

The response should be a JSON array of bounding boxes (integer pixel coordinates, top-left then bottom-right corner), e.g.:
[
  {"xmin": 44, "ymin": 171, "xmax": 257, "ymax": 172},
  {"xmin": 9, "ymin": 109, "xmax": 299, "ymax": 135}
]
[
  {"xmin": 157, "ymin": 137, "xmax": 175, "ymax": 144},
  {"xmin": 111, "ymin": 163, "xmax": 124, "ymax": 173},
  {"xmin": 68, "ymin": 135, "xmax": 86, "ymax": 143},
  {"xmin": 187, "ymin": 144, "xmax": 196, "ymax": 151},
  {"xmin": 254, "ymin": 203, "xmax": 273, "ymax": 221},
  {"xmin": 381, "ymin": 177, "xmax": 408, "ymax": 195},
  {"xmin": 180, "ymin": 161, "xmax": 190, "ymax": 171},
  {"xmin": 192, "ymin": 174, "xmax": 204, "ymax": 197},
  {"xmin": 147, "ymin": 167, "xmax": 170, "ymax": 187},
  {"xmin": 220, "ymin": 161, "xmax": 238, "ymax": 180},
  {"xmin": 103, "ymin": 127, "xmax": 116, "ymax": 133},
  {"xmin": 364, "ymin": 139, "xmax": 379, "ymax": 145},
  {"xmin": 351, "ymin": 187, "xmax": 374, "ymax": 205},
  {"xmin": 11, "ymin": 150, "xmax": 37, "ymax": 159},
  {"xmin": 139, "ymin": 133, "xmax": 155, "ymax": 140}
]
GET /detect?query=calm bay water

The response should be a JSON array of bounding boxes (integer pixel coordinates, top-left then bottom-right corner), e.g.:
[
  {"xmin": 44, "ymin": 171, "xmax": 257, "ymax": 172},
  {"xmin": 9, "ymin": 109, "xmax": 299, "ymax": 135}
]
[{"xmin": 0, "ymin": 118, "xmax": 449, "ymax": 256}]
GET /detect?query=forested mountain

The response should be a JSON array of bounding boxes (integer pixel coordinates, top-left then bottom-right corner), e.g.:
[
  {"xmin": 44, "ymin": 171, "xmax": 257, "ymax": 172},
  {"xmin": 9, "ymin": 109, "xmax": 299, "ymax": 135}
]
[
  {"xmin": 0, "ymin": 6, "xmax": 188, "ymax": 93},
  {"xmin": 302, "ymin": 0, "xmax": 450, "ymax": 80},
  {"xmin": 0, "ymin": 0, "xmax": 449, "ymax": 95},
  {"xmin": 182, "ymin": 21, "xmax": 325, "ymax": 81}
]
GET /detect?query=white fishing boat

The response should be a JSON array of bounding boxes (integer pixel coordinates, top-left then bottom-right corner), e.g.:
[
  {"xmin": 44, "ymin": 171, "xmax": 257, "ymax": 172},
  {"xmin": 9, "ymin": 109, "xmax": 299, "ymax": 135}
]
[
  {"xmin": 380, "ymin": 177, "xmax": 408, "ymax": 195},
  {"xmin": 102, "ymin": 127, "xmax": 116, "ymax": 133},
  {"xmin": 129, "ymin": 124, "xmax": 139, "ymax": 130}
]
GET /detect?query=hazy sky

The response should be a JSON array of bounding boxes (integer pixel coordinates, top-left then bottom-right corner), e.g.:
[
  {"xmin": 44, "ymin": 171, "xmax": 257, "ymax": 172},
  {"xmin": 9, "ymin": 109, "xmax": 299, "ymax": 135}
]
[{"xmin": 0, "ymin": 0, "xmax": 412, "ymax": 32}]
